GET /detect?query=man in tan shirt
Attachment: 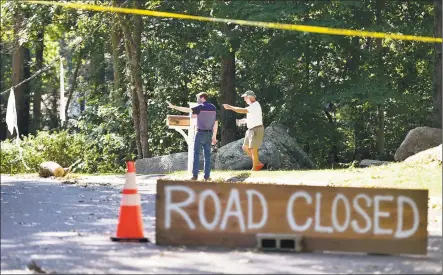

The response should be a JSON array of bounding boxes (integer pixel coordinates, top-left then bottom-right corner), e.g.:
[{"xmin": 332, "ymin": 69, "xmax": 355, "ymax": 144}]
[{"xmin": 223, "ymin": 90, "xmax": 264, "ymax": 171}]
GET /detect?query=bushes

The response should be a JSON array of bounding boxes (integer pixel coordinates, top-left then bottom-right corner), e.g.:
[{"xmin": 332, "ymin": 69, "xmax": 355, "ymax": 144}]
[{"xmin": 0, "ymin": 130, "xmax": 134, "ymax": 174}]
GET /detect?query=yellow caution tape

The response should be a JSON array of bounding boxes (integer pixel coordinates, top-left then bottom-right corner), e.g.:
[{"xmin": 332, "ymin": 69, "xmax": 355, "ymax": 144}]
[{"xmin": 25, "ymin": 0, "xmax": 442, "ymax": 43}]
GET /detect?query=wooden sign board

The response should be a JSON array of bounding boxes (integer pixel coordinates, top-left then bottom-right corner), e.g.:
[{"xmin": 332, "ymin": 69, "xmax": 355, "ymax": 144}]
[
  {"xmin": 156, "ymin": 179, "xmax": 428, "ymax": 255},
  {"xmin": 167, "ymin": 115, "xmax": 190, "ymax": 127}
]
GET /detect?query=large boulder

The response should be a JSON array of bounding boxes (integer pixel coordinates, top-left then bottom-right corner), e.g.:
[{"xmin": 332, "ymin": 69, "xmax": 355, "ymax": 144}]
[
  {"xmin": 136, "ymin": 123, "xmax": 315, "ymax": 173},
  {"xmin": 214, "ymin": 123, "xmax": 315, "ymax": 170},
  {"xmin": 358, "ymin": 159, "xmax": 390, "ymax": 168},
  {"xmin": 394, "ymin": 127, "xmax": 442, "ymax": 161},
  {"xmin": 135, "ymin": 152, "xmax": 215, "ymax": 174}
]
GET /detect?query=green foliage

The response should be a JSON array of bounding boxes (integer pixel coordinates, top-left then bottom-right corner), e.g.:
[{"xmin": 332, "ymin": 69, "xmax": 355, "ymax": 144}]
[
  {"xmin": 0, "ymin": 0, "xmax": 440, "ymax": 170},
  {"xmin": 0, "ymin": 130, "xmax": 131, "ymax": 174}
]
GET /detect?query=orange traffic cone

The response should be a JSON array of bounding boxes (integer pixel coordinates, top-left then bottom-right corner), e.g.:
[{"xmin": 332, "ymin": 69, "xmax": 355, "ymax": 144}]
[{"xmin": 111, "ymin": 160, "xmax": 149, "ymax": 242}]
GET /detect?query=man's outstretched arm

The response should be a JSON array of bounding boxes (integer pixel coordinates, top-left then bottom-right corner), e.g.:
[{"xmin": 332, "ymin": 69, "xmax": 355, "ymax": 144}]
[
  {"xmin": 212, "ymin": 120, "xmax": 218, "ymax": 145},
  {"xmin": 167, "ymin": 101, "xmax": 191, "ymax": 113},
  {"xmin": 222, "ymin": 104, "xmax": 248, "ymax": 114}
]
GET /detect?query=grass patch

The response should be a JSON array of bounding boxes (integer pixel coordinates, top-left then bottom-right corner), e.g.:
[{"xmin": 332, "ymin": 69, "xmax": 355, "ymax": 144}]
[{"xmin": 168, "ymin": 162, "xmax": 442, "ymax": 197}]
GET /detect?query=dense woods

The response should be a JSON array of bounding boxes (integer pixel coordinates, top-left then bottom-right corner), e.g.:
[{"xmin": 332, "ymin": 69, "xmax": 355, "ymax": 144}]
[{"xmin": 0, "ymin": 0, "xmax": 441, "ymax": 173}]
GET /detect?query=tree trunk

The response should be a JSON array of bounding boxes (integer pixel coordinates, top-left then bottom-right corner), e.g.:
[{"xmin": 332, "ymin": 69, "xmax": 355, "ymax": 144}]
[
  {"xmin": 433, "ymin": 0, "xmax": 442, "ymax": 128},
  {"xmin": 112, "ymin": 0, "xmax": 142, "ymax": 158},
  {"xmin": 65, "ymin": 49, "xmax": 84, "ymax": 118},
  {"xmin": 220, "ymin": 25, "xmax": 238, "ymax": 146},
  {"xmin": 133, "ymin": 0, "xmax": 150, "ymax": 158},
  {"xmin": 353, "ymin": 38, "xmax": 371, "ymax": 161},
  {"xmin": 119, "ymin": 9, "xmax": 150, "ymax": 158},
  {"xmin": 91, "ymin": 36, "xmax": 106, "ymax": 98},
  {"xmin": 304, "ymin": 42, "xmax": 310, "ymax": 90},
  {"xmin": 59, "ymin": 38, "xmax": 67, "ymax": 126},
  {"xmin": 220, "ymin": 49, "xmax": 237, "ymax": 146},
  {"xmin": 353, "ymin": 109, "xmax": 370, "ymax": 161},
  {"xmin": 346, "ymin": 37, "xmax": 360, "ymax": 75},
  {"xmin": 133, "ymin": 0, "xmax": 145, "ymax": 158},
  {"xmin": 21, "ymin": 47, "xmax": 31, "ymax": 137},
  {"xmin": 123, "ymin": 35, "xmax": 143, "ymax": 159},
  {"xmin": 375, "ymin": 0, "xmax": 385, "ymax": 157},
  {"xmin": 32, "ymin": 25, "xmax": 45, "ymax": 134},
  {"xmin": 131, "ymin": 85, "xmax": 143, "ymax": 159},
  {"xmin": 376, "ymin": 104, "xmax": 385, "ymax": 156},
  {"xmin": 111, "ymin": 28, "xmax": 124, "ymax": 93},
  {"xmin": 11, "ymin": 6, "xmax": 25, "ymax": 138},
  {"xmin": 49, "ymin": 88, "xmax": 59, "ymax": 129},
  {"xmin": 111, "ymin": 0, "xmax": 126, "ymax": 104}
]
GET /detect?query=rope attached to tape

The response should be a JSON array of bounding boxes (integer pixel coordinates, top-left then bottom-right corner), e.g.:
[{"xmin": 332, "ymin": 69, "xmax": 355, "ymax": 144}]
[{"xmin": 25, "ymin": 0, "xmax": 442, "ymax": 43}]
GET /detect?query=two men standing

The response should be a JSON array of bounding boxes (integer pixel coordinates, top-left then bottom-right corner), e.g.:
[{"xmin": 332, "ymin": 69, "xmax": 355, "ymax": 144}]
[{"xmin": 167, "ymin": 90, "xmax": 264, "ymax": 181}]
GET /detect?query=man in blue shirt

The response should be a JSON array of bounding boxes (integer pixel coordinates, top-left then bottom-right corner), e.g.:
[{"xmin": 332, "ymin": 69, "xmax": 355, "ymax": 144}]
[{"xmin": 167, "ymin": 92, "xmax": 218, "ymax": 180}]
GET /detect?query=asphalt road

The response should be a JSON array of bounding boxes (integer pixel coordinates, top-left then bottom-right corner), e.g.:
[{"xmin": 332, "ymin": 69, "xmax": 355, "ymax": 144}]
[{"xmin": 1, "ymin": 174, "xmax": 441, "ymax": 274}]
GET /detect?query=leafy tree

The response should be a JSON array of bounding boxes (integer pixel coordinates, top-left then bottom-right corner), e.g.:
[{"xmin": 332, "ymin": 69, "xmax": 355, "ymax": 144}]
[{"xmin": 0, "ymin": 0, "xmax": 440, "ymax": 172}]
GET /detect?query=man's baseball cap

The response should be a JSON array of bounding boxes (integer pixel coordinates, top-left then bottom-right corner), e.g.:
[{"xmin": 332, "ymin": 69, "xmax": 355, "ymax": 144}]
[
  {"xmin": 196, "ymin": 92, "xmax": 208, "ymax": 98},
  {"xmin": 241, "ymin": 90, "xmax": 256, "ymax": 98}
]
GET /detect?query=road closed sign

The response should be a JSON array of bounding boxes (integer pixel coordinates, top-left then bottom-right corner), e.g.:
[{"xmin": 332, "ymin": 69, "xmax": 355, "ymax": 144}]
[{"xmin": 155, "ymin": 179, "xmax": 428, "ymax": 255}]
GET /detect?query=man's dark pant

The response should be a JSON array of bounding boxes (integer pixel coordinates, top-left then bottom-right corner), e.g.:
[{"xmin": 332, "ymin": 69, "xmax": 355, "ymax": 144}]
[{"xmin": 193, "ymin": 131, "xmax": 212, "ymax": 179}]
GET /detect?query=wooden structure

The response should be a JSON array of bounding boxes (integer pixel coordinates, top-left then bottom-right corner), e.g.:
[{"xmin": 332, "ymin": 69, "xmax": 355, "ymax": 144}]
[
  {"xmin": 167, "ymin": 115, "xmax": 191, "ymax": 127},
  {"xmin": 156, "ymin": 179, "xmax": 428, "ymax": 255},
  {"xmin": 166, "ymin": 103, "xmax": 197, "ymax": 174}
]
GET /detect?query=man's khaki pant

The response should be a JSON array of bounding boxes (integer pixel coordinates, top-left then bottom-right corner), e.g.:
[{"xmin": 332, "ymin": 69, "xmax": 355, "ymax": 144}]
[{"xmin": 243, "ymin": 125, "xmax": 264, "ymax": 149}]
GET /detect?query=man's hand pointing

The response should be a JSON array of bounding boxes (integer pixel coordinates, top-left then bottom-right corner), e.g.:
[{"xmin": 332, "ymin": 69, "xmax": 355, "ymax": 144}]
[{"xmin": 222, "ymin": 104, "xmax": 231, "ymax": 110}]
